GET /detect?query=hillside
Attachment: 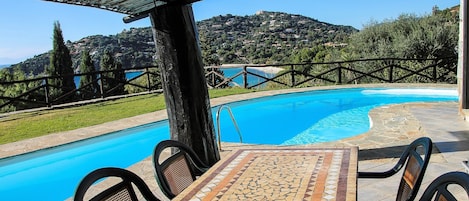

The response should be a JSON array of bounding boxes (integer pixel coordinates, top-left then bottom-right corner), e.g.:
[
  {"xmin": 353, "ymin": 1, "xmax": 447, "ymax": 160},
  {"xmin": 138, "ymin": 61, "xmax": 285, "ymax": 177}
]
[
  {"xmin": 198, "ymin": 11, "xmax": 357, "ymax": 64},
  {"xmin": 8, "ymin": 11, "xmax": 357, "ymax": 76}
]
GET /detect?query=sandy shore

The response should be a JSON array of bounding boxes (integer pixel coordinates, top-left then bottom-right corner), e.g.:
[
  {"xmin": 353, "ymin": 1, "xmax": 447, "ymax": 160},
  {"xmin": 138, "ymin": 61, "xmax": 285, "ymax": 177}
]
[
  {"xmin": 247, "ymin": 66, "xmax": 283, "ymax": 74},
  {"xmin": 210, "ymin": 64, "xmax": 284, "ymax": 75}
]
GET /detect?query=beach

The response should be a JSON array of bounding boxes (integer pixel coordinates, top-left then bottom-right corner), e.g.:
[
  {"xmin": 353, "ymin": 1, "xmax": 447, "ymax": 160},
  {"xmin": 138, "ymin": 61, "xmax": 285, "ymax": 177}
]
[{"xmin": 247, "ymin": 66, "xmax": 284, "ymax": 74}]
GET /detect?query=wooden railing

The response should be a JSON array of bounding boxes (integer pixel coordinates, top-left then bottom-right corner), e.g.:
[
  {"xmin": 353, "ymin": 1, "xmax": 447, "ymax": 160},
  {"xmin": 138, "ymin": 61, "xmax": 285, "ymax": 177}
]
[
  {"xmin": 205, "ymin": 57, "xmax": 457, "ymax": 89},
  {"xmin": 0, "ymin": 57, "xmax": 457, "ymax": 113},
  {"xmin": 0, "ymin": 66, "xmax": 161, "ymax": 113}
]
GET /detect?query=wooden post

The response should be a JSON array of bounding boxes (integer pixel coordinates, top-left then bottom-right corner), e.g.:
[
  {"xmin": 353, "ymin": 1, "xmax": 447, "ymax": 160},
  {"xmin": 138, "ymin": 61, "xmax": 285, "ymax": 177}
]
[
  {"xmin": 389, "ymin": 63, "xmax": 394, "ymax": 83},
  {"xmin": 460, "ymin": 0, "xmax": 469, "ymax": 110},
  {"xmin": 99, "ymin": 72, "xmax": 105, "ymax": 99},
  {"xmin": 337, "ymin": 64, "xmax": 342, "ymax": 84},
  {"xmin": 44, "ymin": 78, "xmax": 51, "ymax": 107},
  {"xmin": 243, "ymin": 66, "xmax": 248, "ymax": 88},
  {"xmin": 291, "ymin": 64, "xmax": 295, "ymax": 87},
  {"xmin": 149, "ymin": 4, "xmax": 220, "ymax": 165},
  {"xmin": 211, "ymin": 67, "xmax": 215, "ymax": 87},
  {"xmin": 145, "ymin": 67, "xmax": 151, "ymax": 92}
]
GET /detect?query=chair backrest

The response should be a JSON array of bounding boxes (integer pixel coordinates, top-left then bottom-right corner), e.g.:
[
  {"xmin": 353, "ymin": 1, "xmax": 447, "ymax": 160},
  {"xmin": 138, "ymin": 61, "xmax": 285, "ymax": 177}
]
[
  {"xmin": 394, "ymin": 137, "xmax": 433, "ymax": 201},
  {"xmin": 153, "ymin": 140, "xmax": 209, "ymax": 199},
  {"xmin": 358, "ymin": 137, "xmax": 433, "ymax": 201},
  {"xmin": 418, "ymin": 171, "xmax": 469, "ymax": 201},
  {"xmin": 74, "ymin": 167, "xmax": 160, "ymax": 201}
]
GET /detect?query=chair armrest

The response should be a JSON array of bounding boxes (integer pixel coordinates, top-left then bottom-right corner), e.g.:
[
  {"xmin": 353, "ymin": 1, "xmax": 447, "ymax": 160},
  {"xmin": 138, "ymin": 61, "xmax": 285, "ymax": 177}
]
[
  {"xmin": 358, "ymin": 166, "xmax": 402, "ymax": 178},
  {"xmin": 359, "ymin": 171, "xmax": 392, "ymax": 178},
  {"xmin": 462, "ymin": 160, "xmax": 469, "ymax": 173}
]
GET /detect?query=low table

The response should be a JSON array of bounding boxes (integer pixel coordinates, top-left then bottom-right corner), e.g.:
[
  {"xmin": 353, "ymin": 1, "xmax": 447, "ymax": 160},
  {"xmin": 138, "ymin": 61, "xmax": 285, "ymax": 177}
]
[{"xmin": 173, "ymin": 146, "xmax": 358, "ymax": 201}]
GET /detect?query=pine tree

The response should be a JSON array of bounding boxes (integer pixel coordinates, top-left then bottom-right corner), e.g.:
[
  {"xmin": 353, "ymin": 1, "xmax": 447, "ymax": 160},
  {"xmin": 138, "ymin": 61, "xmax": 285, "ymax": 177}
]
[
  {"xmin": 46, "ymin": 21, "xmax": 76, "ymax": 102},
  {"xmin": 100, "ymin": 50, "xmax": 126, "ymax": 96},
  {"xmin": 79, "ymin": 50, "xmax": 100, "ymax": 99},
  {"xmin": 100, "ymin": 50, "xmax": 115, "ymax": 96}
]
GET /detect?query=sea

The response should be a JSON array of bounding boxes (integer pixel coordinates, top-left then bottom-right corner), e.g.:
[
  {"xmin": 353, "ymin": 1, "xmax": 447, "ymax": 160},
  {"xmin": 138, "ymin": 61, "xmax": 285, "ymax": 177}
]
[
  {"xmin": 214, "ymin": 67, "xmax": 277, "ymax": 87},
  {"xmin": 0, "ymin": 64, "xmax": 11, "ymax": 69}
]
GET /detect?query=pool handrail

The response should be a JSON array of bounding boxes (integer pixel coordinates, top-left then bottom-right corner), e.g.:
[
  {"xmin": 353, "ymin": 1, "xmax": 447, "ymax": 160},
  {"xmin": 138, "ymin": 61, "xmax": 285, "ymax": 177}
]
[{"xmin": 216, "ymin": 105, "xmax": 243, "ymax": 151}]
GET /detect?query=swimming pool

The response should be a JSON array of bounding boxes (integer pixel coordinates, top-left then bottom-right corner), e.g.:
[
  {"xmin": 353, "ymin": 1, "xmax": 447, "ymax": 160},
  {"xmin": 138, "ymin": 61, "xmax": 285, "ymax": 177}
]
[
  {"xmin": 215, "ymin": 88, "xmax": 457, "ymax": 145},
  {"xmin": 0, "ymin": 87, "xmax": 458, "ymax": 200}
]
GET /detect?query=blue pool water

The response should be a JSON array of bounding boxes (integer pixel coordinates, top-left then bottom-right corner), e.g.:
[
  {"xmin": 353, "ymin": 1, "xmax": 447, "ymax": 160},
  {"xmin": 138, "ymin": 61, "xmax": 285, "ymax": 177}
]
[
  {"xmin": 216, "ymin": 88, "xmax": 456, "ymax": 145},
  {"xmin": 0, "ymin": 122, "xmax": 169, "ymax": 201},
  {"xmin": 0, "ymin": 88, "xmax": 458, "ymax": 200}
]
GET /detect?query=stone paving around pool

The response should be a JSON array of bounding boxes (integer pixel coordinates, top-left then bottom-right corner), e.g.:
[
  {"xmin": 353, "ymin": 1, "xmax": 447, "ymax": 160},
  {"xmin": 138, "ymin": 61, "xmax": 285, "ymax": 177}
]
[{"xmin": 1, "ymin": 84, "xmax": 468, "ymax": 200}]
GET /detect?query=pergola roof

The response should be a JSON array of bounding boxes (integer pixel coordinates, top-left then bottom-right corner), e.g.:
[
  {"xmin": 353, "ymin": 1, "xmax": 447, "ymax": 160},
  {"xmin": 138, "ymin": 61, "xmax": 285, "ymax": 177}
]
[{"xmin": 43, "ymin": 0, "xmax": 200, "ymax": 23}]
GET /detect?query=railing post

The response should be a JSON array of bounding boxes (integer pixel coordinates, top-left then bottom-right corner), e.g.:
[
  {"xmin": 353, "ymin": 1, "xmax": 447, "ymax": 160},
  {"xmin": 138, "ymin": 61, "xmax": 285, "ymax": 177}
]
[
  {"xmin": 211, "ymin": 67, "xmax": 215, "ymax": 87},
  {"xmin": 337, "ymin": 64, "xmax": 342, "ymax": 84},
  {"xmin": 99, "ymin": 72, "xmax": 105, "ymax": 99},
  {"xmin": 146, "ymin": 67, "xmax": 151, "ymax": 92},
  {"xmin": 243, "ymin": 66, "xmax": 248, "ymax": 88},
  {"xmin": 290, "ymin": 64, "xmax": 295, "ymax": 87},
  {"xmin": 44, "ymin": 78, "xmax": 51, "ymax": 107},
  {"xmin": 389, "ymin": 60, "xmax": 394, "ymax": 83}
]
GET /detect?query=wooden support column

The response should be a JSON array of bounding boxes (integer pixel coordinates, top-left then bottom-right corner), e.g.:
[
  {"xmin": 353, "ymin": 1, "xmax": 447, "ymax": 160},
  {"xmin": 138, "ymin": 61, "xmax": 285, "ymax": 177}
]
[
  {"xmin": 149, "ymin": 4, "xmax": 220, "ymax": 165},
  {"xmin": 459, "ymin": 0, "xmax": 469, "ymax": 120}
]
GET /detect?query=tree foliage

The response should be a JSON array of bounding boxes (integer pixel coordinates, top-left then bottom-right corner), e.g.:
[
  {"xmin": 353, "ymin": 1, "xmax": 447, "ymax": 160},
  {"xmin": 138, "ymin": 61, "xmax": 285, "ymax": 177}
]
[
  {"xmin": 79, "ymin": 50, "xmax": 100, "ymax": 99},
  {"xmin": 0, "ymin": 66, "xmax": 42, "ymax": 113},
  {"xmin": 100, "ymin": 50, "xmax": 126, "ymax": 96},
  {"xmin": 346, "ymin": 12, "xmax": 458, "ymax": 83},
  {"xmin": 46, "ymin": 21, "xmax": 76, "ymax": 102},
  {"xmin": 346, "ymin": 13, "xmax": 458, "ymax": 60},
  {"xmin": 285, "ymin": 7, "xmax": 459, "ymax": 85}
]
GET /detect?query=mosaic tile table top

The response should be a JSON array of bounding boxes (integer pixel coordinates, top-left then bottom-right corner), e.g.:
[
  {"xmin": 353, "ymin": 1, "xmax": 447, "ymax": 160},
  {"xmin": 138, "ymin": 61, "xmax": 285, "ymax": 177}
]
[{"xmin": 173, "ymin": 147, "xmax": 358, "ymax": 201}]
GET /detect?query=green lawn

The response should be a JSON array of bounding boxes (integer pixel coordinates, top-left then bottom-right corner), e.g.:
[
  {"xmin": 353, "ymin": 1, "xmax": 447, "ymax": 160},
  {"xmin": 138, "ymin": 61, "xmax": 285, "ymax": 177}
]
[{"xmin": 0, "ymin": 88, "xmax": 257, "ymax": 145}]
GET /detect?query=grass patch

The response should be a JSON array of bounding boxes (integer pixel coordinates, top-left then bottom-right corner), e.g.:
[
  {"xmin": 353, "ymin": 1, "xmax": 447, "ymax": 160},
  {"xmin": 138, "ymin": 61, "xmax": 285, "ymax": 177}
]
[
  {"xmin": 209, "ymin": 88, "xmax": 258, "ymax": 98},
  {"xmin": 0, "ymin": 88, "xmax": 259, "ymax": 144}
]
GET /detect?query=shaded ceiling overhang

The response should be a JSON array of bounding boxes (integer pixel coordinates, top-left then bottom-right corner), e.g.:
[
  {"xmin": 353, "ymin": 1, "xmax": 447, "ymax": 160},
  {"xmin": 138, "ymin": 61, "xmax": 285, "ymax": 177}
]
[{"xmin": 43, "ymin": 0, "xmax": 200, "ymax": 23}]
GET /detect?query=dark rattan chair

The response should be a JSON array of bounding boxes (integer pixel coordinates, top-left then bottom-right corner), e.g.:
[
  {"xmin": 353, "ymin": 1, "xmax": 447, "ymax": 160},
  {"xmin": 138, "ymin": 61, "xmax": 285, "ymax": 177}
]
[
  {"xmin": 358, "ymin": 137, "xmax": 433, "ymax": 201},
  {"xmin": 74, "ymin": 167, "xmax": 160, "ymax": 201},
  {"xmin": 152, "ymin": 140, "xmax": 209, "ymax": 199},
  {"xmin": 418, "ymin": 171, "xmax": 469, "ymax": 201}
]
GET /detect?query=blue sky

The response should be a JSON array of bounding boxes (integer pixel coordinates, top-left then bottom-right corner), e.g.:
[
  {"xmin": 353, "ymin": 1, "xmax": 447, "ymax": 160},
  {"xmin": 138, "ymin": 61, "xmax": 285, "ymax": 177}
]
[{"xmin": 0, "ymin": 0, "xmax": 460, "ymax": 65}]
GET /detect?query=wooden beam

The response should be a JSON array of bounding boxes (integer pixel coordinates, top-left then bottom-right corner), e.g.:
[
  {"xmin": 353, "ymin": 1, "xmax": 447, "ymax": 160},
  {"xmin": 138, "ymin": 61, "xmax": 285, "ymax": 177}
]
[{"xmin": 149, "ymin": 4, "xmax": 220, "ymax": 165}]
